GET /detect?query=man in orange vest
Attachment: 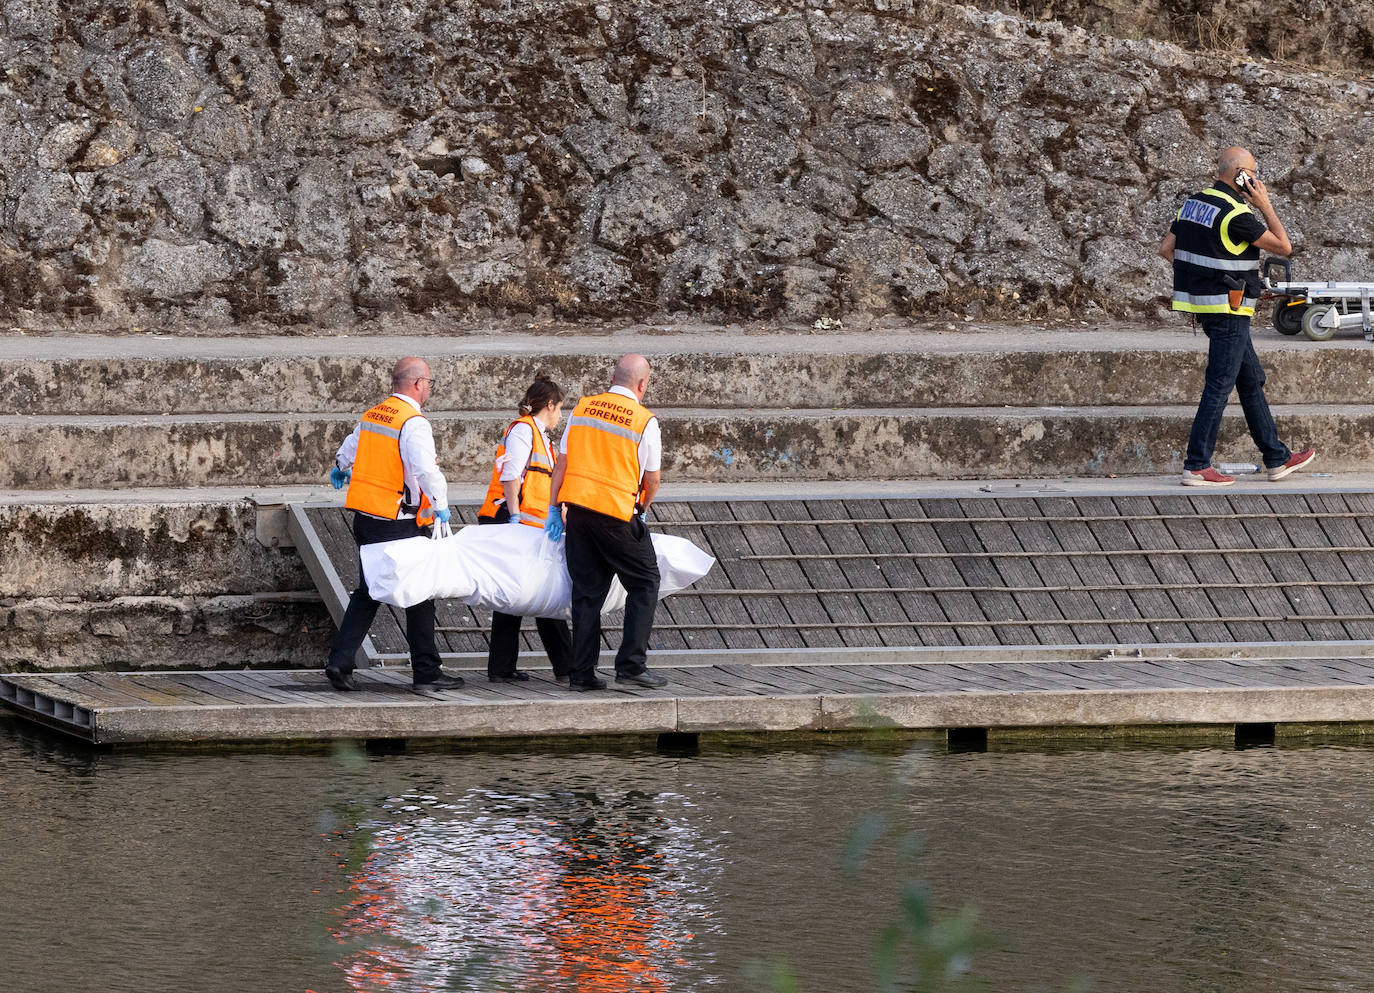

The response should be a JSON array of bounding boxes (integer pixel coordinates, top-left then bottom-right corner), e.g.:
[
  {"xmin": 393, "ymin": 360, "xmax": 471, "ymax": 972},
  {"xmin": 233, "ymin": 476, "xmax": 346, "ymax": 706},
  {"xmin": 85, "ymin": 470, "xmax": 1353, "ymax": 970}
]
[
  {"xmin": 324, "ymin": 356, "xmax": 464, "ymax": 692},
  {"xmin": 546, "ymin": 353, "xmax": 667, "ymax": 691}
]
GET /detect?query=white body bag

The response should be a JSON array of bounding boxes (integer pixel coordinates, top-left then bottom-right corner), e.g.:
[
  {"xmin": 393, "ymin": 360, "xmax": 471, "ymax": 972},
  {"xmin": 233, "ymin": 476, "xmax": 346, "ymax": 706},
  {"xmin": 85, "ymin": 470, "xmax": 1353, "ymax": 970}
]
[{"xmin": 359, "ymin": 522, "xmax": 715, "ymax": 620}]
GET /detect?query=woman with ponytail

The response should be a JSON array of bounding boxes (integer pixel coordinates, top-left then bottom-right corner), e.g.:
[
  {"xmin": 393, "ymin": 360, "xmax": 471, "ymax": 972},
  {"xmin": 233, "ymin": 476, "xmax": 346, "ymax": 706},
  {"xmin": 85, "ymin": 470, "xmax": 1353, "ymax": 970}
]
[{"xmin": 476, "ymin": 374, "xmax": 574, "ymax": 682}]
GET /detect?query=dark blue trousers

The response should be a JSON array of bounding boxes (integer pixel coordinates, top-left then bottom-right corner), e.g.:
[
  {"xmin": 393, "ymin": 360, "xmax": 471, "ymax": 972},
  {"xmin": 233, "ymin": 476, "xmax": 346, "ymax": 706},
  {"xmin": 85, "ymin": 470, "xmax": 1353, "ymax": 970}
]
[
  {"xmin": 564, "ymin": 504, "xmax": 660, "ymax": 682},
  {"xmin": 327, "ymin": 512, "xmax": 442, "ymax": 682},
  {"xmin": 1184, "ymin": 313, "xmax": 1291, "ymax": 471}
]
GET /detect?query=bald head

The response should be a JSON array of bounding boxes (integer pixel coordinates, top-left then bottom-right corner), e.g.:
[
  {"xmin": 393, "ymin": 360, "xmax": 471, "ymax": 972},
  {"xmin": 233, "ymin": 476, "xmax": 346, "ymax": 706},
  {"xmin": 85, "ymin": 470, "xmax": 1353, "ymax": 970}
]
[
  {"xmin": 1217, "ymin": 146, "xmax": 1257, "ymax": 183},
  {"xmin": 611, "ymin": 353, "xmax": 652, "ymax": 399},
  {"xmin": 391, "ymin": 356, "xmax": 432, "ymax": 403}
]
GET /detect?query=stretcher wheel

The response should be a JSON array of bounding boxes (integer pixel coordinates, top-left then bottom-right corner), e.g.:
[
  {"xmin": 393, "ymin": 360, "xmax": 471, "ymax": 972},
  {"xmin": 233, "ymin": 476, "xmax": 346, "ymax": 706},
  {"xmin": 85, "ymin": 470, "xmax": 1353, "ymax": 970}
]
[
  {"xmin": 1272, "ymin": 299, "xmax": 1304, "ymax": 335},
  {"xmin": 1302, "ymin": 304, "xmax": 1337, "ymax": 341}
]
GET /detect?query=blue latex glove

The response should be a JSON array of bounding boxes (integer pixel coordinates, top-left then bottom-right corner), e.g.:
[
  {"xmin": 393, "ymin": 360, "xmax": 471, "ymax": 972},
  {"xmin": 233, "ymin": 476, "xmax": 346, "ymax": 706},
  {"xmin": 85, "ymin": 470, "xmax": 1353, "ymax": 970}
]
[
  {"xmin": 544, "ymin": 512, "xmax": 564, "ymax": 542},
  {"xmin": 639, "ymin": 511, "xmax": 647, "ymax": 524},
  {"xmin": 433, "ymin": 507, "xmax": 451, "ymax": 524},
  {"xmin": 329, "ymin": 466, "xmax": 350, "ymax": 490}
]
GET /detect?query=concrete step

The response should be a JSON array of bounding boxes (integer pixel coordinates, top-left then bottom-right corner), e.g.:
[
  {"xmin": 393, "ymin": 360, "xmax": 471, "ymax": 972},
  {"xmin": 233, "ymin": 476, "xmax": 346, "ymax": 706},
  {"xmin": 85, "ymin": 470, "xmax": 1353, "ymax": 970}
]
[
  {"xmin": 2, "ymin": 404, "xmax": 1360, "ymax": 489},
  {"xmin": 5, "ymin": 327, "xmax": 1373, "ymax": 414}
]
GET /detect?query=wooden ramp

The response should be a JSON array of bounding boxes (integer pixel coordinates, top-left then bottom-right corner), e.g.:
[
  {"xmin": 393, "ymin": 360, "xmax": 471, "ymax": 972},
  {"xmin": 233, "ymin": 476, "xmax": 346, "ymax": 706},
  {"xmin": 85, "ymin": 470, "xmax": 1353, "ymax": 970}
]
[
  {"xmin": 291, "ymin": 490, "xmax": 1374, "ymax": 662},
  {"xmin": 8, "ymin": 657, "xmax": 1374, "ymax": 744}
]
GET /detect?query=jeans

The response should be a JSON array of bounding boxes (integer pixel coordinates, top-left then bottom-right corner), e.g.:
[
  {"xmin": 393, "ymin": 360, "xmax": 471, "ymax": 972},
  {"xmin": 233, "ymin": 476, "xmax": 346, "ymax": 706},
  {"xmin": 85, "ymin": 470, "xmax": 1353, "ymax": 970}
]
[{"xmin": 1184, "ymin": 313, "xmax": 1291, "ymax": 471}]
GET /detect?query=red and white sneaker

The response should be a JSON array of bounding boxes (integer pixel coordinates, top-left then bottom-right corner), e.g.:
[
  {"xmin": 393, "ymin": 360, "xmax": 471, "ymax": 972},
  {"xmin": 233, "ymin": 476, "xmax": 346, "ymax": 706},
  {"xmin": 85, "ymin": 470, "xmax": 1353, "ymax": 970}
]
[
  {"xmin": 1181, "ymin": 467, "xmax": 1235, "ymax": 487},
  {"xmin": 1268, "ymin": 448, "xmax": 1316, "ymax": 481}
]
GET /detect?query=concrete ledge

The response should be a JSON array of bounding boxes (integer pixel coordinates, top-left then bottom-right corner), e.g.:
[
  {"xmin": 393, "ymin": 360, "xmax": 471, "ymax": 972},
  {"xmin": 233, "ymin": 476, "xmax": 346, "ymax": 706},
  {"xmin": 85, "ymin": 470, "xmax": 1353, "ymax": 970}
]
[
  {"xmin": 2, "ymin": 403, "xmax": 1368, "ymax": 488},
  {"xmin": 0, "ymin": 595, "xmax": 332, "ymax": 671},
  {"xmin": 4, "ymin": 332, "xmax": 1373, "ymax": 414},
  {"xmin": 821, "ymin": 685, "xmax": 1374, "ymax": 730},
  {"xmin": 92, "ymin": 695, "xmax": 679, "ymax": 744}
]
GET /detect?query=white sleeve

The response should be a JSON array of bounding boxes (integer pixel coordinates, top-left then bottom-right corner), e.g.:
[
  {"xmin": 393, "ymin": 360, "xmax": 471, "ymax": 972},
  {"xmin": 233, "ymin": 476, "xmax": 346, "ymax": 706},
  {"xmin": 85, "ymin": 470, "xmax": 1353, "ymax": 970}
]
[
  {"xmin": 335, "ymin": 423, "xmax": 361, "ymax": 470},
  {"xmin": 638, "ymin": 416, "xmax": 662, "ymax": 474},
  {"xmin": 400, "ymin": 416, "xmax": 449, "ymax": 510},
  {"xmin": 499, "ymin": 422, "xmax": 535, "ymax": 482}
]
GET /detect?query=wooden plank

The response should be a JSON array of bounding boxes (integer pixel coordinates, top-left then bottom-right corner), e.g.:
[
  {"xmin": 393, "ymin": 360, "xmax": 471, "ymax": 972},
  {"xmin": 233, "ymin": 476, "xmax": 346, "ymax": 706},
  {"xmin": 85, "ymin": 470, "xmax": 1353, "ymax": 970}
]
[
  {"xmin": 725, "ymin": 501, "xmax": 807, "ymax": 650},
  {"xmin": 689, "ymin": 500, "xmax": 770, "ymax": 651},
  {"xmin": 196, "ymin": 670, "xmax": 318, "ymax": 706},
  {"xmin": 651, "ymin": 502, "xmax": 737, "ymax": 651},
  {"xmin": 969, "ymin": 511, "xmax": 1076, "ymax": 647},
  {"xmin": 785, "ymin": 500, "xmax": 874, "ymax": 648},
  {"xmin": 1275, "ymin": 495, "xmax": 1352, "ymax": 640},
  {"xmin": 915, "ymin": 498, "xmax": 996, "ymax": 648},
  {"xmin": 806, "ymin": 499, "xmax": 912, "ymax": 648},
  {"xmin": 1225, "ymin": 492, "xmax": 1319, "ymax": 642},
  {"xmin": 156, "ymin": 673, "xmax": 281, "ymax": 707},
  {"xmin": 1158, "ymin": 494, "xmax": 1272, "ymax": 643},
  {"xmin": 1, "ymin": 674, "xmax": 118, "ymax": 710},
  {"xmin": 84, "ymin": 673, "xmax": 202, "ymax": 707},
  {"xmin": 1209, "ymin": 496, "xmax": 1306, "ymax": 641},
  {"xmin": 945, "ymin": 498, "xmax": 1038, "ymax": 647},
  {"xmin": 1013, "ymin": 497, "xmax": 1103, "ymax": 645},
  {"xmin": 668, "ymin": 666, "xmax": 771, "ymax": 697},
  {"xmin": 715, "ymin": 664, "xmax": 832, "ymax": 696},
  {"xmin": 880, "ymin": 499, "xmax": 961, "ymax": 648},
  {"xmin": 741, "ymin": 500, "xmax": 844, "ymax": 649},
  {"xmin": 1305, "ymin": 493, "xmax": 1374, "ymax": 640}
]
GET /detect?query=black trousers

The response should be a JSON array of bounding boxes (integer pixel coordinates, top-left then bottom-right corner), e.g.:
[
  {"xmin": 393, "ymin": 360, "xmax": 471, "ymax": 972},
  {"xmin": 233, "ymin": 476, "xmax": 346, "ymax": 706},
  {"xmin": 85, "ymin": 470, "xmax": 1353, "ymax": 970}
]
[
  {"xmin": 478, "ymin": 508, "xmax": 573, "ymax": 678},
  {"xmin": 327, "ymin": 512, "xmax": 442, "ymax": 683},
  {"xmin": 564, "ymin": 504, "xmax": 660, "ymax": 681}
]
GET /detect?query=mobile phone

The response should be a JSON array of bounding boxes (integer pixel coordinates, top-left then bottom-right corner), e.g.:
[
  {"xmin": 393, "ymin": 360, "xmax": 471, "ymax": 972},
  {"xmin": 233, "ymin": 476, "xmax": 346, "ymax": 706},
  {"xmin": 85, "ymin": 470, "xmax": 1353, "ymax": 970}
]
[{"xmin": 1236, "ymin": 170, "xmax": 1253, "ymax": 191}]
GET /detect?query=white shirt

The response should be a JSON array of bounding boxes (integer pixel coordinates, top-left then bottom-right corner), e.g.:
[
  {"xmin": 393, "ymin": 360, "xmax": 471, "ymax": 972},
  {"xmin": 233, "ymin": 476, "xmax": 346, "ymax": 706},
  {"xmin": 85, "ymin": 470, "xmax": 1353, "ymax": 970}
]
[
  {"xmin": 559, "ymin": 384, "xmax": 661, "ymax": 477},
  {"xmin": 498, "ymin": 420, "xmax": 551, "ymax": 483},
  {"xmin": 336, "ymin": 393, "xmax": 448, "ymax": 518}
]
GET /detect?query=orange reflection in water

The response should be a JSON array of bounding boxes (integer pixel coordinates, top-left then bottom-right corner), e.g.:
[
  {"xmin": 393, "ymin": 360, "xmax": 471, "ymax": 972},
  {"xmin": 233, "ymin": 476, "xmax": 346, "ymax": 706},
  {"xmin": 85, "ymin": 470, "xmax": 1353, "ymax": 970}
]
[{"xmin": 319, "ymin": 792, "xmax": 710, "ymax": 993}]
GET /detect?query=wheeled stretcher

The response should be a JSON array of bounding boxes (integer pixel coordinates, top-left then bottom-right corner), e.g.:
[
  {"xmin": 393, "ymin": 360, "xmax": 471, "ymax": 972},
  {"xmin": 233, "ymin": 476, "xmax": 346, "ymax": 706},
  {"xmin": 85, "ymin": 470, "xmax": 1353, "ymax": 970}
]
[{"xmin": 1264, "ymin": 258, "xmax": 1374, "ymax": 341}]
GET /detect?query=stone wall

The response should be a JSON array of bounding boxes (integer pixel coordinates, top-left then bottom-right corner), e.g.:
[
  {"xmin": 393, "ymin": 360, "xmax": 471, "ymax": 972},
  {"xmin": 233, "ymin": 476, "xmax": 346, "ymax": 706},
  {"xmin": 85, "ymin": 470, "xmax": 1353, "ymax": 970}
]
[
  {"xmin": 4, "ymin": 0, "xmax": 1373, "ymax": 329},
  {"xmin": 0, "ymin": 500, "xmax": 330, "ymax": 669}
]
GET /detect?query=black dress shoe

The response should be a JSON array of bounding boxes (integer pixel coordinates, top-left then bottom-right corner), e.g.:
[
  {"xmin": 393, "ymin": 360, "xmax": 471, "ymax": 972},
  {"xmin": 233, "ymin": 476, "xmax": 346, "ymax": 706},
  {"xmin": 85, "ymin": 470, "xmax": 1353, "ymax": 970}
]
[
  {"xmin": 325, "ymin": 667, "xmax": 358, "ymax": 691},
  {"xmin": 488, "ymin": 670, "xmax": 531, "ymax": 683},
  {"xmin": 413, "ymin": 673, "xmax": 465, "ymax": 691},
  {"xmin": 615, "ymin": 670, "xmax": 669, "ymax": 688},
  {"xmin": 568, "ymin": 676, "xmax": 608, "ymax": 692}
]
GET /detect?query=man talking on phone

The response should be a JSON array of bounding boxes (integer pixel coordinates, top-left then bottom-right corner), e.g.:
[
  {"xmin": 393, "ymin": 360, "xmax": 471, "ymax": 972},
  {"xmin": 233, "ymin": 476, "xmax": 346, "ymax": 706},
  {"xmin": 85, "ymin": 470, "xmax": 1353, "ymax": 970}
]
[{"xmin": 1159, "ymin": 145, "xmax": 1314, "ymax": 487}]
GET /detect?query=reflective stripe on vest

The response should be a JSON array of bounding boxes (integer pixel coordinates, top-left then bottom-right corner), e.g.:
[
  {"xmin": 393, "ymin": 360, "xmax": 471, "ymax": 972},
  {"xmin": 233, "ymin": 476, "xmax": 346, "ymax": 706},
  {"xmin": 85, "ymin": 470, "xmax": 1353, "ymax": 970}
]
[
  {"xmin": 559, "ymin": 393, "xmax": 655, "ymax": 521},
  {"xmin": 478, "ymin": 415, "xmax": 555, "ymax": 527},
  {"xmin": 344, "ymin": 398, "xmax": 434, "ymax": 526},
  {"xmin": 1171, "ymin": 290, "xmax": 1258, "ymax": 317},
  {"xmin": 1171, "ymin": 185, "xmax": 1261, "ymax": 318},
  {"xmin": 1171, "ymin": 249, "xmax": 1259, "ymax": 273}
]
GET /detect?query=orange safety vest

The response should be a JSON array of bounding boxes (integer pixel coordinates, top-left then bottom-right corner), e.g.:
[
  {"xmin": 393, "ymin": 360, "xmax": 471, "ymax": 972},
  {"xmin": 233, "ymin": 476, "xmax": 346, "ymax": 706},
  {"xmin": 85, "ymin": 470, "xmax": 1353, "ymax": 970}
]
[
  {"xmin": 478, "ymin": 415, "xmax": 555, "ymax": 527},
  {"xmin": 559, "ymin": 391, "xmax": 655, "ymax": 521},
  {"xmin": 343, "ymin": 397, "xmax": 435, "ymax": 526}
]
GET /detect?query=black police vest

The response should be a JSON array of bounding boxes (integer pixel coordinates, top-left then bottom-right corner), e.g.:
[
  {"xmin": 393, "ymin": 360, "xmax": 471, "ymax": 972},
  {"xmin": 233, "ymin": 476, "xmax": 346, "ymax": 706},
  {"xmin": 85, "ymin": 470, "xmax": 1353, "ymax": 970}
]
[{"xmin": 1170, "ymin": 186, "xmax": 1261, "ymax": 317}]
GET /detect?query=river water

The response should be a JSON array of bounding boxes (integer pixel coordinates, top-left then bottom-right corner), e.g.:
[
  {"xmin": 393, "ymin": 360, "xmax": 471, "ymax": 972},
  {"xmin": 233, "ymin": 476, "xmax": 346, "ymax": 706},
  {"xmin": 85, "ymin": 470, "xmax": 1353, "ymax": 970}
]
[{"xmin": 3, "ymin": 713, "xmax": 1373, "ymax": 993}]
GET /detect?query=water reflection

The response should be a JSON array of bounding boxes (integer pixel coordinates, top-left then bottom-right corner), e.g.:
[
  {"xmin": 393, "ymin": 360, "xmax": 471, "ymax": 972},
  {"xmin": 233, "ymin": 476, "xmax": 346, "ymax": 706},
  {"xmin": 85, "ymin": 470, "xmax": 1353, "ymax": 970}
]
[{"xmin": 325, "ymin": 778, "xmax": 719, "ymax": 992}]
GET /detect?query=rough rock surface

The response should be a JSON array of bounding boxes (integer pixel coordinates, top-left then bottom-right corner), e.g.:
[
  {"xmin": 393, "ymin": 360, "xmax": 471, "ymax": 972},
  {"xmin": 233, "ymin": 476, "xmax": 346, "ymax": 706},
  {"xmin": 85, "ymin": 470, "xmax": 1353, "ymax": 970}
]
[
  {"xmin": 0, "ymin": 499, "xmax": 328, "ymax": 669},
  {"xmin": 2, "ymin": 0, "xmax": 1373, "ymax": 328}
]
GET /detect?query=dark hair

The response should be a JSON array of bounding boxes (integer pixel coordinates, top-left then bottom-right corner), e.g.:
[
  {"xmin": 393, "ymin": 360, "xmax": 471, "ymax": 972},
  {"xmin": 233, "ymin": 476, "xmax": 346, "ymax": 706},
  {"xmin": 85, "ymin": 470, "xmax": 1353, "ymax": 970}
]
[{"xmin": 518, "ymin": 373, "xmax": 565, "ymax": 417}]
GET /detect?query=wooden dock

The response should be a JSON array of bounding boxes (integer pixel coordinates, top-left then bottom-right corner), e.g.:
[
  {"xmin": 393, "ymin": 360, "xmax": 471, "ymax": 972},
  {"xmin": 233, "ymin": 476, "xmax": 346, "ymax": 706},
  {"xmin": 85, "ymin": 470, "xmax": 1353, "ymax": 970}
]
[
  {"xmin": 10, "ymin": 486, "xmax": 1374, "ymax": 745},
  {"xmin": 10, "ymin": 655, "xmax": 1374, "ymax": 744}
]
